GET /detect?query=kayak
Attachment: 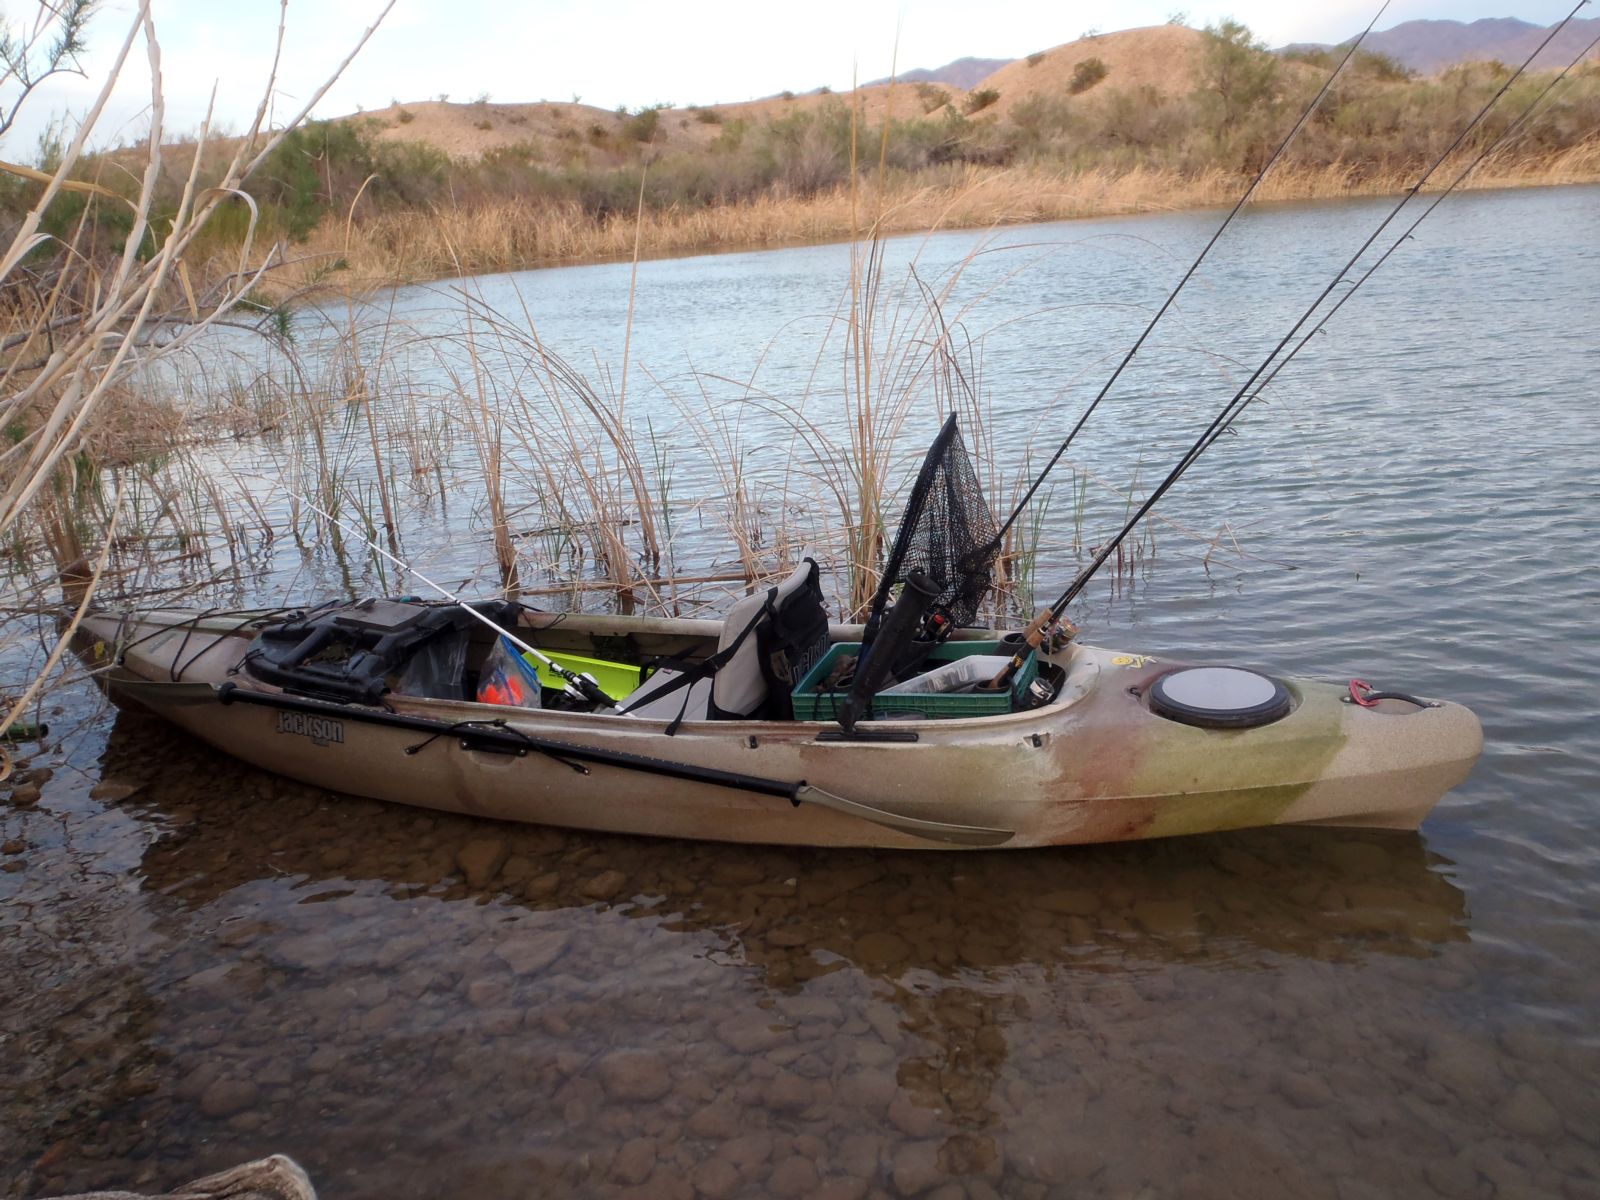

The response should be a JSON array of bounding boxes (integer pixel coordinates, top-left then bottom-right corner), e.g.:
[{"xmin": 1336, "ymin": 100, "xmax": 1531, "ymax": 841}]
[{"xmin": 76, "ymin": 589, "xmax": 1482, "ymax": 850}]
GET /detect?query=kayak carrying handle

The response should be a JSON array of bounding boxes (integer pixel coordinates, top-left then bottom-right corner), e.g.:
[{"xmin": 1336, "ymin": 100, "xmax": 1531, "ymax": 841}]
[
  {"xmin": 400, "ymin": 717, "xmax": 590, "ymax": 774},
  {"xmin": 213, "ymin": 683, "xmax": 1012, "ymax": 847},
  {"xmin": 1346, "ymin": 679, "xmax": 1439, "ymax": 709}
]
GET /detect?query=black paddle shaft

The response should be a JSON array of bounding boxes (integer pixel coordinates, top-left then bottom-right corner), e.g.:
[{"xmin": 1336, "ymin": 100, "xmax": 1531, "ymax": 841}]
[{"xmin": 215, "ymin": 682, "xmax": 801, "ymax": 801}]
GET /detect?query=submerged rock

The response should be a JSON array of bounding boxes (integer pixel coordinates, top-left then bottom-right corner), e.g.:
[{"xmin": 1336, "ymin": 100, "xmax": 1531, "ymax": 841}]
[
  {"xmin": 493, "ymin": 929, "xmax": 570, "ymax": 975},
  {"xmin": 596, "ymin": 1050, "xmax": 672, "ymax": 1102},
  {"xmin": 198, "ymin": 1078, "xmax": 260, "ymax": 1119},
  {"xmin": 1500, "ymin": 1082, "xmax": 1563, "ymax": 1138},
  {"xmin": 853, "ymin": 931, "xmax": 912, "ymax": 967},
  {"xmin": 580, "ymin": 869, "xmax": 629, "ymax": 901},
  {"xmin": 715, "ymin": 1012, "xmax": 790, "ymax": 1055},
  {"xmin": 689, "ymin": 1157, "xmax": 739, "ymax": 1200},
  {"xmin": 455, "ymin": 837, "xmax": 508, "ymax": 888}
]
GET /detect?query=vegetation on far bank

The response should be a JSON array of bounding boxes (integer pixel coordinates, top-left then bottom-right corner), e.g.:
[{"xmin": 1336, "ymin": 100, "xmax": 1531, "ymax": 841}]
[{"xmin": 5, "ymin": 21, "xmax": 1599, "ymax": 298}]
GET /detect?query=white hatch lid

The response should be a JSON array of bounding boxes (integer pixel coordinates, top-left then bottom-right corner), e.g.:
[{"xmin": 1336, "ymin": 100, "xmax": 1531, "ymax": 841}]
[{"xmin": 1148, "ymin": 666, "xmax": 1292, "ymax": 729}]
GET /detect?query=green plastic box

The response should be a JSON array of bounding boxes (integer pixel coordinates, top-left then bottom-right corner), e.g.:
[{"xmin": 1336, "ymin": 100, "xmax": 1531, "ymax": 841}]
[{"xmin": 791, "ymin": 639, "xmax": 1038, "ymax": 722}]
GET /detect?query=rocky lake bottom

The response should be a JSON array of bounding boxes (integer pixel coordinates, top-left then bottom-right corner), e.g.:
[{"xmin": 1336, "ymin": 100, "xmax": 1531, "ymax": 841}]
[{"xmin": 3, "ymin": 710, "xmax": 1595, "ymax": 1199}]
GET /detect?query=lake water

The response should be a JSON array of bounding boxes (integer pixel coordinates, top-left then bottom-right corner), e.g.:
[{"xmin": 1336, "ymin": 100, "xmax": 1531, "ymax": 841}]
[{"xmin": 3, "ymin": 184, "xmax": 1598, "ymax": 1198}]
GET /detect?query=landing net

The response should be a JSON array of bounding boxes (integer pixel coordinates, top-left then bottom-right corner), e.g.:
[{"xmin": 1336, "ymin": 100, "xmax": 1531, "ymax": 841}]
[{"xmin": 861, "ymin": 413, "xmax": 998, "ymax": 650}]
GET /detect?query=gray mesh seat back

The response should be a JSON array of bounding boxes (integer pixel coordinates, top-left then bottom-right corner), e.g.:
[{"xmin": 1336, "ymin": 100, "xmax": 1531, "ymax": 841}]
[
  {"xmin": 710, "ymin": 559, "xmax": 828, "ymax": 719},
  {"xmin": 615, "ymin": 559, "xmax": 828, "ymax": 724},
  {"xmin": 614, "ymin": 668, "xmax": 712, "ymax": 721}
]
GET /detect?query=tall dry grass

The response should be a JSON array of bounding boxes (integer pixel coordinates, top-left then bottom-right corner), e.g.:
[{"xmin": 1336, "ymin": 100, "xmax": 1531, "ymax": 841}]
[
  {"xmin": 278, "ymin": 146, "xmax": 1600, "ymax": 293},
  {"xmin": 0, "ymin": 0, "xmax": 392, "ymax": 740}
]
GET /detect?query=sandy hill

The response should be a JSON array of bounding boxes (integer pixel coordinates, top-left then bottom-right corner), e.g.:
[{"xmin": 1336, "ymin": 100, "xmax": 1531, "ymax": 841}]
[
  {"xmin": 330, "ymin": 19, "xmax": 1598, "ymax": 167},
  {"xmin": 337, "ymin": 26, "xmax": 1216, "ymax": 164},
  {"xmin": 360, "ymin": 99, "xmax": 616, "ymax": 161},
  {"xmin": 714, "ymin": 82, "xmax": 955, "ymax": 126},
  {"xmin": 971, "ymin": 25, "xmax": 1208, "ymax": 118},
  {"xmin": 350, "ymin": 83, "xmax": 959, "ymax": 165},
  {"xmin": 864, "ymin": 57, "xmax": 1012, "ymax": 89}
]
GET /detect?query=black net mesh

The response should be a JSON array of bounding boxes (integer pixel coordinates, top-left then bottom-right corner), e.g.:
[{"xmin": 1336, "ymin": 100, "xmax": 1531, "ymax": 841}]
[{"xmin": 862, "ymin": 413, "xmax": 998, "ymax": 647}]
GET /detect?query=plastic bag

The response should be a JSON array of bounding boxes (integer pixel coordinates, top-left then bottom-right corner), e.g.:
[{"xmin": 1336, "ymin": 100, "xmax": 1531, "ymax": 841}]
[
  {"xmin": 881, "ymin": 655, "xmax": 1012, "ymax": 695},
  {"xmin": 476, "ymin": 635, "xmax": 543, "ymax": 708},
  {"xmin": 391, "ymin": 629, "xmax": 470, "ymax": 699}
]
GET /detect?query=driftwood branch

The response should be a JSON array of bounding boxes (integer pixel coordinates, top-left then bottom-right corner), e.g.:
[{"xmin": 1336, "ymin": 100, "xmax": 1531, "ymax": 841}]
[{"xmin": 44, "ymin": 1154, "xmax": 316, "ymax": 1200}]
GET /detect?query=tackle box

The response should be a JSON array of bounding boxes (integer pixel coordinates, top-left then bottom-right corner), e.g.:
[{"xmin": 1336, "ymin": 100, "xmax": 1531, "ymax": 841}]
[{"xmin": 791, "ymin": 639, "xmax": 1039, "ymax": 722}]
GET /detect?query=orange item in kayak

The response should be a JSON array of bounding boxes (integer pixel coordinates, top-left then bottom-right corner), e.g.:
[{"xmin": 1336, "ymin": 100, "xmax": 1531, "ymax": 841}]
[{"xmin": 476, "ymin": 635, "xmax": 543, "ymax": 708}]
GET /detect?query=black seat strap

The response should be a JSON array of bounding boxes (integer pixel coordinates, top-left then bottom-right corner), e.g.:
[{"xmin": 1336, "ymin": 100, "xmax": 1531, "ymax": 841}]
[{"xmin": 616, "ymin": 589, "xmax": 778, "ymax": 730}]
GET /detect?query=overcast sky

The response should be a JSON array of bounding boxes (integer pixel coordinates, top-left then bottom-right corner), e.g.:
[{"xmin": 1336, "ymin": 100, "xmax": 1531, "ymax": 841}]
[{"xmin": 0, "ymin": 0, "xmax": 1581, "ymax": 158}]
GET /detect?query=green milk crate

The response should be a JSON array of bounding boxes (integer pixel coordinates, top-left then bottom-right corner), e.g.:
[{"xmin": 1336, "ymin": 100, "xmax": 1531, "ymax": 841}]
[{"xmin": 792, "ymin": 639, "xmax": 1039, "ymax": 722}]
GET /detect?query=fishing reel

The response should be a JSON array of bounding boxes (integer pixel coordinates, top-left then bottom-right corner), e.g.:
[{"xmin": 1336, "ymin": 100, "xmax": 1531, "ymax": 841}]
[
  {"xmin": 920, "ymin": 605, "xmax": 956, "ymax": 644},
  {"xmin": 1043, "ymin": 617, "xmax": 1079, "ymax": 654}
]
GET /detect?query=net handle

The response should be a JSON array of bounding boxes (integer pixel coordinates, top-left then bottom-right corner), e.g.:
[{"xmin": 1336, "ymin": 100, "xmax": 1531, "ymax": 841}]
[{"xmin": 861, "ymin": 412, "xmax": 961, "ymax": 653}]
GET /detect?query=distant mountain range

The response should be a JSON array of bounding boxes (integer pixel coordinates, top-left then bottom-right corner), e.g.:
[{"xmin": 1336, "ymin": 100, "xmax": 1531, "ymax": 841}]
[
  {"xmin": 863, "ymin": 57, "xmax": 1011, "ymax": 90},
  {"xmin": 878, "ymin": 17, "xmax": 1600, "ymax": 92},
  {"xmin": 1283, "ymin": 16, "xmax": 1600, "ymax": 74}
]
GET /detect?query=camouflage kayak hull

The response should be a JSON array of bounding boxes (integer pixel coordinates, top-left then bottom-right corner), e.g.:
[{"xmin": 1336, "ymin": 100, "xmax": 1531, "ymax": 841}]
[{"xmin": 79, "ymin": 608, "xmax": 1482, "ymax": 850}]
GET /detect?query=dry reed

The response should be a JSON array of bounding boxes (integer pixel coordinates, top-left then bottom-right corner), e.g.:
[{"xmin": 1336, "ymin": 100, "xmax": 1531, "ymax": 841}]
[
  {"xmin": 273, "ymin": 149, "xmax": 1600, "ymax": 296},
  {"xmin": 0, "ymin": 0, "xmax": 393, "ymax": 734}
]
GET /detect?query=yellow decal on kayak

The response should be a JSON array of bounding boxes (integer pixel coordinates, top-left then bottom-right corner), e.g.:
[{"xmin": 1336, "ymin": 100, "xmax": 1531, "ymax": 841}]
[{"xmin": 1111, "ymin": 654, "xmax": 1153, "ymax": 667}]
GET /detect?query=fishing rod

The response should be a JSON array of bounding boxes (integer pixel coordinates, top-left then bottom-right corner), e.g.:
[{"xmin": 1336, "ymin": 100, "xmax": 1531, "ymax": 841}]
[
  {"xmin": 296, "ymin": 493, "xmax": 619, "ymax": 709},
  {"xmin": 1049, "ymin": 3, "xmax": 1589, "ymax": 608},
  {"xmin": 987, "ymin": 1, "xmax": 1392, "ymax": 551},
  {"xmin": 986, "ymin": 1, "xmax": 1591, "ymax": 689},
  {"xmin": 1225, "ymin": 26, "xmax": 1600, "ymax": 423}
]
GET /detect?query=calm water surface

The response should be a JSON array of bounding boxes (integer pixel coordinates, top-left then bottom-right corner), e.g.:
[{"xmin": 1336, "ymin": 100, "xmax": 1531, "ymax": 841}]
[{"xmin": 3, "ymin": 185, "xmax": 1598, "ymax": 1198}]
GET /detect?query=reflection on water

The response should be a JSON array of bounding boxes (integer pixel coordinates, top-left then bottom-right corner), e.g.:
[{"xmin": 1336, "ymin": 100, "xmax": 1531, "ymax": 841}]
[{"xmin": 18, "ymin": 713, "xmax": 1594, "ymax": 1200}]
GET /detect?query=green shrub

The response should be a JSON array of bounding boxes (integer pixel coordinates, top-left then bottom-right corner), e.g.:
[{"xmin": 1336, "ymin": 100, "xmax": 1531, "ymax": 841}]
[
  {"xmin": 254, "ymin": 120, "xmax": 376, "ymax": 237},
  {"xmin": 396, "ymin": 108, "xmax": 414, "ymax": 124},
  {"xmin": 695, "ymin": 107, "xmax": 723, "ymax": 124},
  {"xmin": 1282, "ymin": 47, "xmax": 1334, "ymax": 70},
  {"xmin": 1200, "ymin": 19, "xmax": 1279, "ymax": 130},
  {"xmin": 1027, "ymin": 52, "xmax": 1046, "ymax": 68},
  {"xmin": 1353, "ymin": 50, "xmax": 1413, "ymax": 82},
  {"xmin": 1068, "ymin": 58, "xmax": 1108, "ymax": 94},
  {"xmin": 914, "ymin": 82, "xmax": 948, "ymax": 113},
  {"xmin": 622, "ymin": 105, "xmax": 664, "ymax": 143},
  {"xmin": 711, "ymin": 118, "xmax": 748, "ymax": 152},
  {"xmin": 964, "ymin": 87, "xmax": 1000, "ymax": 115}
]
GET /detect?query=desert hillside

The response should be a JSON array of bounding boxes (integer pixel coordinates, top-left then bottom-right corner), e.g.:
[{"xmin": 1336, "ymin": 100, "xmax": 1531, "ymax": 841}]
[
  {"xmin": 345, "ymin": 26, "xmax": 1211, "ymax": 164},
  {"xmin": 356, "ymin": 79, "xmax": 956, "ymax": 166},
  {"xmin": 31, "ymin": 18, "xmax": 1596, "ymax": 297},
  {"xmin": 338, "ymin": 18, "xmax": 1600, "ymax": 169},
  {"xmin": 972, "ymin": 25, "xmax": 1209, "ymax": 118}
]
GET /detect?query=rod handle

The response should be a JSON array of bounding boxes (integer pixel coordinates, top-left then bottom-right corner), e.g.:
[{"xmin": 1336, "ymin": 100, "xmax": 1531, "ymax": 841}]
[{"xmin": 986, "ymin": 608, "xmax": 1054, "ymax": 690}]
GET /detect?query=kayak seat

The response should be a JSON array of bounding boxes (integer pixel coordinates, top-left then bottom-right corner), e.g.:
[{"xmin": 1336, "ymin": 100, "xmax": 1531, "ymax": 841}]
[{"xmin": 617, "ymin": 559, "xmax": 831, "ymax": 730}]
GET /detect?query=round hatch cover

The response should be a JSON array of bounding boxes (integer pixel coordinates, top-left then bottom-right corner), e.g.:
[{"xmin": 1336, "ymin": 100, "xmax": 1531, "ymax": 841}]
[{"xmin": 1148, "ymin": 666, "xmax": 1292, "ymax": 729}]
